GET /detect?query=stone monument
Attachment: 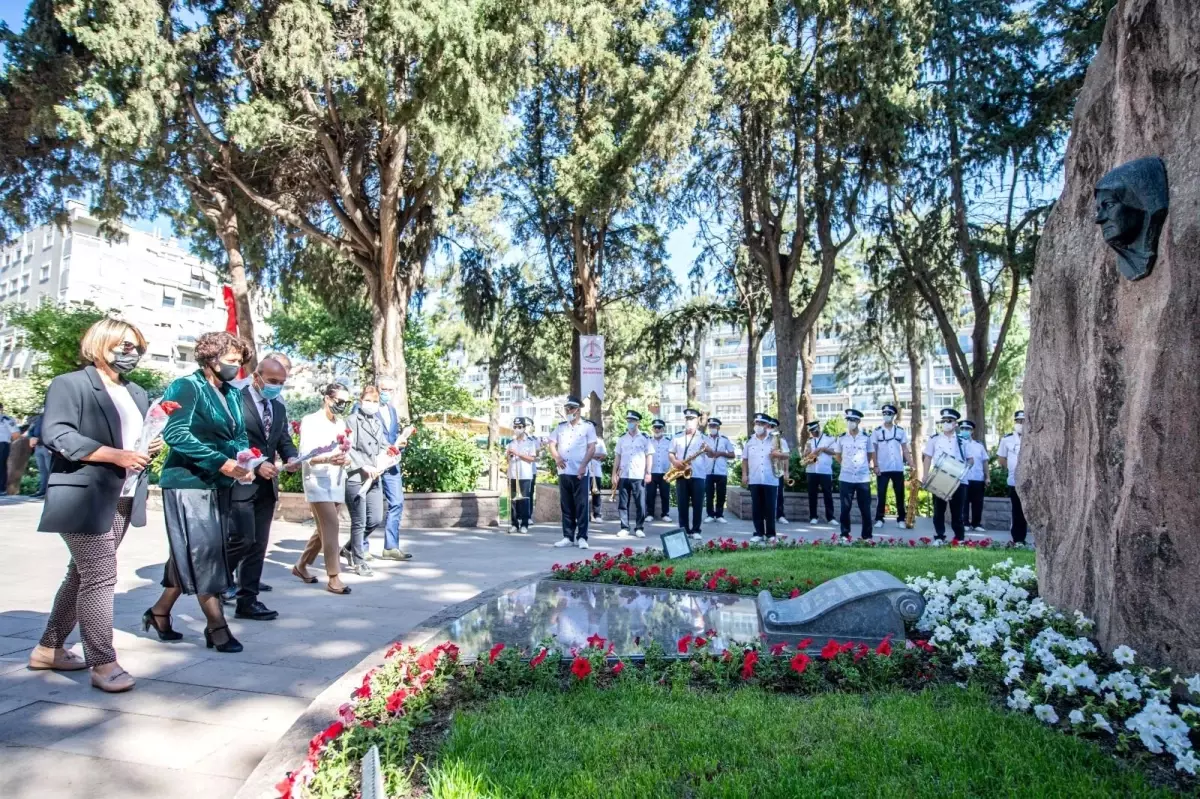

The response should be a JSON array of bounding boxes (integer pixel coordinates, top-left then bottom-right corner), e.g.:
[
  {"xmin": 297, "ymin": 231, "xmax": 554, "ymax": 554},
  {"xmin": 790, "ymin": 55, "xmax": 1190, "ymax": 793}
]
[
  {"xmin": 756, "ymin": 570, "xmax": 925, "ymax": 649},
  {"xmin": 1023, "ymin": 0, "xmax": 1200, "ymax": 670}
]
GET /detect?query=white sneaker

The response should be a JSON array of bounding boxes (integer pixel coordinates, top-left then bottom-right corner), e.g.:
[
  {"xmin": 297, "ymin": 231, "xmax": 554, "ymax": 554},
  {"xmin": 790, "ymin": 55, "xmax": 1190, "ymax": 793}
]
[
  {"xmin": 705, "ymin": 516, "xmax": 716, "ymax": 523},
  {"xmin": 634, "ymin": 529, "xmax": 645, "ymax": 538},
  {"xmin": 508, "ymin": 525, "xmax": 518, "ymax": 535},
  {"xmin": 975, "ymin": 526, "xmax": 987, "ymax": 532},
  {"xmin": 577, "ymin": 539, "xmax": 589, "ymax": 550},
  {"xmin": 616, "ymin": 530, "xmax": 631, "ymax": 539},
  {"xmin": 716, "ymin": 517, "xmax": 727, "ymax": 524},
  {"xmin": 750, "ymin": 536, "xmax": 763, "ymax": 544},
  {"xmin": 519, "ymin": 526, "xmax": 529, "ymax": 535},
  {"xmin": 874, "ymin": 520, "xmax": 884, "ymax": 529},
  {"xmin": 661, "ymin": 515, "xmax": 672, "ymax": 522},
  {"xmin": 933, "ymin": 539, "xmax": 944, "ymax": 547},
  {"xmin": 554, "ymin": 538, "xmax": 574, "ymax": 548},
  {"xmin": 689, "ymin": 533, "xmax": 701, "ymax": 541},
  {"xmin": 809, "ymin": 518, "xmax": 819, "ymax": 525},
  {"xmin": 778, "ymin": 517, "xmax": 789, "ymax": 525}
]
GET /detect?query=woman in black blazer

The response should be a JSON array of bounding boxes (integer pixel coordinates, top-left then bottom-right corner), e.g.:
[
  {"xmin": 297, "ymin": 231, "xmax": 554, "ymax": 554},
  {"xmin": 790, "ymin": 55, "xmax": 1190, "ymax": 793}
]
[{"xmin": 31, "ymin": 317, "xmax": 162, "ymax": 693}]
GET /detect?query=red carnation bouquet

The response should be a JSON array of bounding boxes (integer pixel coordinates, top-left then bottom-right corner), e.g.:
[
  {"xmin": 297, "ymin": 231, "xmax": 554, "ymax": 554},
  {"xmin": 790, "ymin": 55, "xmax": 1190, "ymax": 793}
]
[
  {"xmin": 134, "ymin": 399, "xmax": 183, "ymax": 453},
  {"xmin": 235, "ymin": 446, "xmax": 267, "ymax": 483},
  {"xmin": 361, "ymin": 443, "xmax": 402, "ymax": 492}
]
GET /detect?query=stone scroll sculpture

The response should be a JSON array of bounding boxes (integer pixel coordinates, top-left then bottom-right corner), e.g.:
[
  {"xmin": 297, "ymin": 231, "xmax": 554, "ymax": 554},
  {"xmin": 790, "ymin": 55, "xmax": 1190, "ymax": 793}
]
[
  {"xmin": 756, "ymin": 570, "xmax": 926, "ymax": 649},
  {"xmin": 1094, "ymin": 156, "xmax": 1169, "ymax": 281}
]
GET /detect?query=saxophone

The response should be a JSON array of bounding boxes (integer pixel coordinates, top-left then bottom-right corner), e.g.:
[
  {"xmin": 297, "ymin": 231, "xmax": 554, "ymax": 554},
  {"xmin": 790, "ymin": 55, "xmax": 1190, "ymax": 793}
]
[
  {"xmin": 771, "ymin": 431, "xmax": 785, "ymax": 478},
  {"xmin": 664, "ymin": 443, "xmax": 710, "ymax": 482},
  {"xmin": 905, "ymin": 463, "xmax": 920, "ymax": 529}
]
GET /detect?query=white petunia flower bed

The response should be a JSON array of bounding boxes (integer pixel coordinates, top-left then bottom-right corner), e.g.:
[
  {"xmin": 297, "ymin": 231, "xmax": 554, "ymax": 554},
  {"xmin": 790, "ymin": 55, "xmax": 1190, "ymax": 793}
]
[{"xmin": 908, "ymin": 559, "xmax": 1200, "ymax": 776}]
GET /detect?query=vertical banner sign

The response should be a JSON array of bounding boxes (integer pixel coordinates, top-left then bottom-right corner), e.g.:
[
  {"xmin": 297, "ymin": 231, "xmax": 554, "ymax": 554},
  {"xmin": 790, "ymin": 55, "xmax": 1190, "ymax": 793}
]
[{"xmin": 580, "ymin": 335, "xmax": 605, "ymax": 401}]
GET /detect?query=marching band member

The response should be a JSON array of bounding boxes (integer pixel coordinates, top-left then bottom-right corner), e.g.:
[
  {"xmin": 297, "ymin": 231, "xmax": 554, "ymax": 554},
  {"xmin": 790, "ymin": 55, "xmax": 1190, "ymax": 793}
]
[
  {"xmin": 646, "ymin": 419, "xmax": 672, "ymax": 521},
  {"xmin": 958, "ymin": 419, "xmax": 989, "ymax": 532},
  {"xmin": 703, "ymin": 417, "xmax": 735, "ymax": 524},
  {"xmin": 613, "ymin": 410, "xmax": 651, "ymax": 538},
  {"xmin": 766, "ymin": 416, "xmax": 790, "ymax": 524},
  {"xmin": 669, "ymin": 408, "xmax": 710, "ymax": 540},
  {"xmin": 870, "ymin": 404, "xmax": 912, "ymax": 528},
  {"xmin": 996, "ymin": 410, "xmax": 1027, "ymax": 544},
  {"xmin": 588, "ymin": 432, "xmax": 607, "ymax": 522},
  {"xmin": 804, "ymin": 420, "xmax": 836, "ymax": 525},
  {"xmin": 921, "ymin": 408, "xmax": 973, "ymax": 543},
  {"xmin": 505, "ymin": 417, "xmax": 537, "ymax": 535},
  {"xmin": 833, "ymin": 409, "xmax": 875, "ymax": 540},
  {"xmin": 548, "ymin": 396, "xmax": 597, "ymax": 549},
  {"xmin": 741, "ymin": 413, "xmax": 779, "ymax": 542}
]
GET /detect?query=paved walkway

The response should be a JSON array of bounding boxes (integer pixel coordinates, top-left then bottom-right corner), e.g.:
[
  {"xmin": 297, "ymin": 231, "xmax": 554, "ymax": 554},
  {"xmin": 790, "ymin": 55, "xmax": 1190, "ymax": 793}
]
[{"xmin": 0, "ymin": 496, "xmax": 1009, "ymax": 798}]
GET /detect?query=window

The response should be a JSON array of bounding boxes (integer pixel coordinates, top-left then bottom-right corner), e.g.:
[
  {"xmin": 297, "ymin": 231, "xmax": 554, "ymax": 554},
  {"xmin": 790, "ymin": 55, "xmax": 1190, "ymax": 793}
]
[
  {"xmin": 24, "ymin": 237, "xmax": 33, "ymax": 257},
  {"xmin": 500, "ymin": 389, "xmax": 512, "ymax": 402},
  {"xmin": 8, "ymin": 278, "xmax": 17, "ymax": 295},
  {"xmin": 892, "ymin": 374, "xmax": 906, "ymax": 385},
  {"xmin": 500, "ymin": 404, "xmax": 511, "ymax": 415},
  {"xmin": 39, "ymin": 264, "xmax": 50, "ymax": 282},
  {"xmin": 181, "ymin": 293, "xmax": 207, "ymax": 309},
  {"xmin": 151, "ymin": 354, "xmax": 170, "ymax": 362},
  {"xmin": 20, "ymin": 274, "xmax": 30, "ymax": 290},
  {"xmin": 717, "ymin": 361, "xmax": 738, "ymax": 372},
  {"xmin": 716, "ymin": 404, "xmax": 741, "ymax": 417},
  {"xmin": 814, "ymin": 355, "xmax": 838, "ymax": 368},
  {"xmin": 815, "ymin": 401, "xmax": 845, "ymax": 415},
  {"xmin": 43, "ymin": 228, "xmax": 54, "ymax": 249},
  {"xmin": 539, "ymin": 407, "xmax": 552, "ymax": 417},
  {"xmin": 673, "ymin": 405, "xmax": 684, "ymax": 416},
  {"xmin": 162, "ymin": 295, "xmax": 176, "ymax": 308},
  {"xmin": 933, "ymin": 394, "xmax": 960, "ymax": 409},
  {"xmin": 812, "ymin": 374, "xmax": 840, "ymax": 395},
  {"xmin": 762, "ymin": 355, "xmax": 777, "ymax": 369},
  {"xmin": 934, "ymin": 366, "xmax": 955, "ymax": 386}
]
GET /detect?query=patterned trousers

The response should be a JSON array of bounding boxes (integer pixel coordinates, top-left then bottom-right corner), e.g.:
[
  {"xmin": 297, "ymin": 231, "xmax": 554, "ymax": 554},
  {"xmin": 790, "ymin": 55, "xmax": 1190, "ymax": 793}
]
[{"xmin": 39, "ymin": 498, "xmax": 133, "ymax": 667}]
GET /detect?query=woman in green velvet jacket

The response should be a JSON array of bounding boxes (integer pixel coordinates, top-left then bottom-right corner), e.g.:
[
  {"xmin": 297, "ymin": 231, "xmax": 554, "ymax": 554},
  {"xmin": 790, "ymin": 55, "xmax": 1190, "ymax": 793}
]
[{"xmin": 144, "ymin": 331, "xmax": 254, "ymax": 654}]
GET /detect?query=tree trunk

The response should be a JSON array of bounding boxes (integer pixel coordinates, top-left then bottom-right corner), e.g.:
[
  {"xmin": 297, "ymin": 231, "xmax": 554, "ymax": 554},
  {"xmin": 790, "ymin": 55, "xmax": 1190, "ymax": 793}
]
[
  {"xmin": 906, "ymin": 328, "xmax": 925, "ymax": 480},
  {"xmin": 797, "ymin": 325, "xmax": 816, "ymax": 432},
  {"xmin": 487, "ymin": 358, "xmax": 500, "ymax": 491},
  {"xmin": 771, "ymin": 293, "xmax": 800, "ymax": 447},
  {"xmin": 964, "ymin": 381, "xmax": 985, "ymax": 439},
  {"xmin": 215, "ymin": 210, "xmax": 258, "ymax": 371},
  {"xmin": 745, "ymin": 322, "xmax": 760, "ymax": 433},
  {"xmin": 570, "ymin": 279, "xmax": 602, "ymax": 437},
  {"xmin": 367, "ymin": 274, "xmax": 412, "ymax": 420},
  {"xmin": 685, "ymin": 353, "xmax": 699, "ymax": 407}
]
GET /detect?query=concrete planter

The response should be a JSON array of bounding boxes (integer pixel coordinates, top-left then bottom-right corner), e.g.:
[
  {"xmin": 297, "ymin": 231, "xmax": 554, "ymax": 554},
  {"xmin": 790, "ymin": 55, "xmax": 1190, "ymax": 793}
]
[
  {"xmin": 147, "ymin": 486, "xmax": 500, "ymax": 528},
  {"xmin": 531, "ymin": 482, "xmax": 622, "ymax": 523}
]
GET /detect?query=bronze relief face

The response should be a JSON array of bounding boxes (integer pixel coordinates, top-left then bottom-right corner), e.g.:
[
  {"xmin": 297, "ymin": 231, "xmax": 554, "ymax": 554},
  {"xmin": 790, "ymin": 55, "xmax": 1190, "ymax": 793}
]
[{"xmin": 1093, "ymin": 157, "xmax": 1169, "ymax": 281}]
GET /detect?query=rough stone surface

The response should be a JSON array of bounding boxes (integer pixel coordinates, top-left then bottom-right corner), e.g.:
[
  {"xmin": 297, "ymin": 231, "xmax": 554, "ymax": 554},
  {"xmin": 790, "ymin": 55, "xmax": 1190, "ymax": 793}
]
[{"xmin": 1023, "ymin": 0, "xmax": 1200, "ymax": 670}]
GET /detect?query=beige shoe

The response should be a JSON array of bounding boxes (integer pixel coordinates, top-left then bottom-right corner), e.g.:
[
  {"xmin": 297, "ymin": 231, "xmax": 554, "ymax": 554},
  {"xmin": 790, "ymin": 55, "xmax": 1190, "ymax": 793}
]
[
  {"xmin": 28, "ymin": 646, "xmax": 88, "ymax": 672},
  {"xmin": 90, "ymin": 667, "xmax": 135, "ymax": 693}
]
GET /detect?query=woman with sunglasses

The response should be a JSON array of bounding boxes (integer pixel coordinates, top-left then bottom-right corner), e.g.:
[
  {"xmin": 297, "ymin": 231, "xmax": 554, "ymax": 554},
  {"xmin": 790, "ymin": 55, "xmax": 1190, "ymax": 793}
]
[{"xmin": 294, "ymin": 382, "xmax": 353, "ymax": 594}]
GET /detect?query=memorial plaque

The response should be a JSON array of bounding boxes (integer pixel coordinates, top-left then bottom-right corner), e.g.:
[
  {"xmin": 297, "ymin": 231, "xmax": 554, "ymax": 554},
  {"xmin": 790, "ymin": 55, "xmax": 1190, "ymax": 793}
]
[
  {"xmin": 756, "ymin": 570, "xmax": 926, "ymax": 650},
  {"xmin": 661, "ymin": 528, "xmax": 693, "ymax": 559}
]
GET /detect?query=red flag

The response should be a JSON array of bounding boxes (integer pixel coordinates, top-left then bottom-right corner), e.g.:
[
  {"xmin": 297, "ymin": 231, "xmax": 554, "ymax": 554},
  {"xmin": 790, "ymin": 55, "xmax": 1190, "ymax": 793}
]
[{"xmin": 222, "ymin": 285, "xmax": 248, "ymax": 378}]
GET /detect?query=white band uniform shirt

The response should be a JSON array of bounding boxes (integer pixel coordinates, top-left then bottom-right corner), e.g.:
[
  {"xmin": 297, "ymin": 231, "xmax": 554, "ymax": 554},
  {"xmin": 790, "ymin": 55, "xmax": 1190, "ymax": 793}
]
[
  {"xmin": 507, "ymin": 438, "xmax": 538, "ymax": 480},
  {"xmin": 963, "ymin": 439, "xmax": 989, "ymax": 482},
  {"xmin": 805, "ymin": 434, "xmax": 835, "ymax": 475},
  {"xmin": 105, "ymin": 382, "xmax": 145, "ymax": 497},
  {"xmin": 871, "ymin": 424, "xmax": 908, "ymax": 473},
  {"xmin": 670, "ymin": 432, "xmax": 712, "ymax": 479},
  {"xmin": 300, "ymin": 410, "xmax": 350, "ymax": 502},
  {"xmin": 615, "ymin": 432, "xmax": 651, "ymax": 479},
  {"xmin": 550, "ymin": 419, "xmax": 597, "ymax": 476},
  {"xmin": 923, "ymin": 433, "xmax": 971, "ymax": 485},
  {"xmin": 589, "ymin": 439, "xmax": 607, "ymax": 477},
  {"xmin": 702, "ymin": 434, "xmax": 735, "ymax": 477},
  {"xmin": 649, "ymin": 436, "xmax": 671, "ymax": 474},
  {"xmin": 834, "ymin": 432, "xmax": 875, "ymax": 484},
  {"xmin": 0, "ymin": 413, "xmax": 17, "ymax": 442},
  {"xmin": 997, "ymin": 433, "xmax": 1021, "ymax": 486},
  {"xmin": 741, "ymin": 434, "xmax": 788, "ymax": 485}
]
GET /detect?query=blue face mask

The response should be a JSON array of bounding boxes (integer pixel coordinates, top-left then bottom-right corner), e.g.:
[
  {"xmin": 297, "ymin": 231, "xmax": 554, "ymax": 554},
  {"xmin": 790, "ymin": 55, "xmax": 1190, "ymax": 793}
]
[
  {"xmin": 260, "ymin": 383, "xmax": 283, "ymax": 401},
  {"xmin": 958, "ymin": 430, "xmax": 971, "ymax": 440},
  {"xmin": 379, "ymin": 392, "xmax": 392, "ymax": 405}
]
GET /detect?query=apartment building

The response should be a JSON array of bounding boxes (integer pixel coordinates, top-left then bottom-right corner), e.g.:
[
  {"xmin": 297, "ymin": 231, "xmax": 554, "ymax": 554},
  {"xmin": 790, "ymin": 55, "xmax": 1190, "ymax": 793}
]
[{"xmin": 0, "ymin": 201, "xmax": 268, "ymax": 379}]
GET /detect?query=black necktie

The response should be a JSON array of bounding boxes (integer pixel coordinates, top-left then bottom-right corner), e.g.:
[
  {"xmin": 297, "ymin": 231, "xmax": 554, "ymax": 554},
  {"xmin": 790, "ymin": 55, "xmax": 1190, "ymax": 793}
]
[{"xmin": 262, "ymin": 398, "xmax": 273, "ymax": 433}]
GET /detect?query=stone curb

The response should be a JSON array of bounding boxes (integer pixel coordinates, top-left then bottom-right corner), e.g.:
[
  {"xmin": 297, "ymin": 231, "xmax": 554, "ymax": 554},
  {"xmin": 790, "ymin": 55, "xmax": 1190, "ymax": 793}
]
[{"xmin": 234, "ymin": 570, "xmax": 553, "ymax": 799}]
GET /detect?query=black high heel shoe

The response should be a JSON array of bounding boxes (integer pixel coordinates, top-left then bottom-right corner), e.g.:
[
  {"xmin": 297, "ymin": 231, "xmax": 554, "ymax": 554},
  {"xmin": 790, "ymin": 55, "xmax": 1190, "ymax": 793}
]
[
  {"xmin": 142, "ymin": 609, "xmax": 183, "ymax": 641},
  {"xmin": 204, "ymin": 625, "xmax": 243, "ymax": 653}
]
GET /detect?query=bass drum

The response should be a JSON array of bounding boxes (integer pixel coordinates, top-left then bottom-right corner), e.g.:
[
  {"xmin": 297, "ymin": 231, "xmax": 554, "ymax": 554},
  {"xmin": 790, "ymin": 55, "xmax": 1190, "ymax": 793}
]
[{"xmin": 922, "ymin": 451, "xmax": 967, "ymax": 501}]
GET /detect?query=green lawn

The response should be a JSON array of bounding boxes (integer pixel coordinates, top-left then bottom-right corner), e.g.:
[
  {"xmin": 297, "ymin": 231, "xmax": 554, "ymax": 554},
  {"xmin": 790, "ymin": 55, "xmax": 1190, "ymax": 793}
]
[
  {"xmin": 427, "ymin": 683, "xmax": 1166, "ymax": 798},
  {"xmin": 680, "ymin": 545, "xmax": 1036, "ymax": 586}
]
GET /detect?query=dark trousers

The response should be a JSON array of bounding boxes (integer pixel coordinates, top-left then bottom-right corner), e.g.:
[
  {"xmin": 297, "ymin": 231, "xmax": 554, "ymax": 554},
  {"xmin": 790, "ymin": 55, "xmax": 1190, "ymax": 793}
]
[
  {"xmin": 559, "ymin": 475, "xmax": 589, "ymax": 541},
  {"xmin": 874, "ymin": 471, "xmax": 906, "ymax": 522},
  {"xmin": 705, "ymin": 474, "xmax": 728, "ymax": 518},
  {"xmin": 776, "ymin": 476, "xmax": 787, "ymax": 520},
  {"xmin": 509, "ymin": 479, "xmax": 533, "ymax": 528},
  {"xmin": 963, "ymin": 480, "xmax": 986, "ymax": 529},
  {"xmin": 676, "ymin": 477, "xmax": 704, "ymax": 534},
  {"xmin": 840, "ymin": 481, "xmax": 872, "ymax": 538},
  {"xmin": 750, "ymin": 483, "xmax": 778, "ymax": 539},
  {"xmin": 647, "ymin": 473, "xmax": 670, "ymax": 517},
  {"xmin": 1009, "ymin": 486, "xmax": 1028, "ymax": 543},
  {"xmin": 807, "ymin": 473, "xmax": 834, "ymax": 522},
  {"xmin": 228, "ymin": 487, "xmax": 277, "ymax": 604},
  {"xmin": 345, "ymin": 479, "xmax": 384, "ymax": 560},
  {"xmin": 0, "ymin": 441, "xmax": 8, "ymax": 493},
  {"xmin": 618, "ymin": 478, "xmax": 646, "ymax": 530},
  {"xmin": 932, "ymin": 484, "xmax": 967, "ymax": 540},
  {"xmin": 590, "ymin": 476, "xmax": 603, "ymax": 518}
]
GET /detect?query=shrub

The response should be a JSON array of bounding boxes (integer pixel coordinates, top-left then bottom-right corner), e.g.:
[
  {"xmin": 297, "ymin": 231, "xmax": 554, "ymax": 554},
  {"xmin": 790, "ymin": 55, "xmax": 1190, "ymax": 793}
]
[{"xmin": 401, "ymin": 428, "xmax": 484, "ymax": 493}]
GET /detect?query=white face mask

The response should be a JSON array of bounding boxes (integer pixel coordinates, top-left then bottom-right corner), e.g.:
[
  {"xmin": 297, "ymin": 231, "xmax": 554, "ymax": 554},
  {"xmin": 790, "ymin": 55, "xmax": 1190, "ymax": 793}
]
[
  {"xmin": 942, "ymin": 422, "xmax": 955, "ymax": 433},
  {"xmin": 565, "ymin": 409, "xmax": 578, "ymax": 421},
  {"xmin": 685, "ymin": 420, "xmax": 697, "ymax": 431},
  {"xmin": 847, "ymin": 421, "xmax": 859, "ymax": 431},
  {"xmin": 1014, "ymin": 423, "xmax": 1023, "ymax": 434},
  {"xmin": 882, "ymin": 414, "xmax": 895, "ymax": 423},
  {"xmin": 707, "ymin": 427, "xmax": 718, "ymax": 436},
  {"xmin": 753, "ymin": 424, "xmax": 765, "ymax": 436},
  {"xmin": 360, "ymin": 401, "xmax": 380, "ymax": 416},
  {"xmin": 653, "ymin": 430, "xmax": 663, "ymax": 438}
]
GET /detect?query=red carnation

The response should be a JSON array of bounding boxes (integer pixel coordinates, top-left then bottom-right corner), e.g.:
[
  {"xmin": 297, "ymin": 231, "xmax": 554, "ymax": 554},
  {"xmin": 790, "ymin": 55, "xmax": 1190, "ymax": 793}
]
[
  {"xmin": 530, "ymin": 648, "xmax": 548, "ymax": 668},
  {"xmin": 291, "ymin": 420, "xmax": 301, "ymax": 435},
  {"xmin": 388, "ymin": 445, "xmax": 400, "ymax": 456},
  {"xmin": 622, "ymin": 547, "xmax": 634, "ymax": 557},
  {"xmin": 790, "ymin": 652, "xmax": 811, "ymax": 675},
  {"xmin": 875, "ymin": 635, "xmax": 893, "ymax": 657},
  {"xmin": 705, "ymin": 576, "xmax": 719, "ymax": 591},
  {"xmin": 853, "ymin": 643, "xmax": 868, "ymax": 662},
  {"xmin": 417, "ymin": 650, "xmax": 439, "ymax": 672},
  {"xmin": 769, "ymin": 642, "xmax": 788, "ymax": 656},
  {"xmin": 488, "ymin": 643, "xmax": 505, "ymax": 664},
  {"xmin": 797, "ymin": 638, "xmax": 813, "ymax": 650},
  {"xmin": 820, "ymin": 639, "xmax": 841, "ymax": 660},
  {"xmin": 612, "ymin": 661, "xmax": 625, "ymax": 675},
  {"xmin": 665, "ymin": 567, "xmax": 674, "ymax": 577},
  {"xmin": 159, "ymin": 400, "xmax": 182, "ymax": 414},
  {"xmin": 677, "ymin": 634, "xmax": 693, "ymax": 654},
  {"xmin": 385, "ymin": 689, "xmax": 409, "ymax": 715},
  {"xmin": 570, "ymin": 656, "xmax": 592, "ymax": 680},
  {"xmin": 586, "ymin": 633, "xmax": 606, "ymax": 649},
  {"xmin": 741, "ymin": 650, "xmax": 759, "ymax": 680},
  {"xmin": 685, "ymin": 570, "xmax": 700, "ymax": 582},
  {"xmin": 789, "ymin": 588, "xmax": 801, "ymax": 599},
  {"xmin": 250, "ymin": 447, "xmax": 262, "ymax": 458},
  {"xmin": 694, "ymin": 636, "xmax": 708, "ymax": 649}
]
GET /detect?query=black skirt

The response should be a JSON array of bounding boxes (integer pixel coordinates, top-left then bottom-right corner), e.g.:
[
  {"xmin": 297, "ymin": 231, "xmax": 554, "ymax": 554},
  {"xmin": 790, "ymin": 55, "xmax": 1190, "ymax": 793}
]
[{"xmin": 161, "ymin": 487, "xmax": 232, "ymax": 596}]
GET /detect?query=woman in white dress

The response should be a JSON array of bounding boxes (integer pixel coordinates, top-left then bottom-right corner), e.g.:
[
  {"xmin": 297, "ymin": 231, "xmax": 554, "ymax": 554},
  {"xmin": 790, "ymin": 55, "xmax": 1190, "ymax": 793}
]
[{"xmin": 293, "ymin": 382, "xmax": 353, "ymax": 594}]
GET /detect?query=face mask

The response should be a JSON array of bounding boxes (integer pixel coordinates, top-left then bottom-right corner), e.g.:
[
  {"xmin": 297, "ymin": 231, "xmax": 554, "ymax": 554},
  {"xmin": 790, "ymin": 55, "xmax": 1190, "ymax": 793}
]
[
  {"xmin": 331, "ymin": 399, "xmax": 350, "ymax": 415},
  {"xmin": 958, "ymin": 430, "xmax": 971, "ymax": 440},
  {"xmin": 565, "ymin": 409, "xmax": 578, "ymax": 421},
  {"xmin": 627, "ymin": 422, "xmax": 638, "ymax": 432},
  {"xmin": 653, "ymin": 430, "xmax": 663, "ymax": 438},
  {"xmin": 707, "ymin": 427, "xmax": 718, "ymax": 436},
  {"xmin": 110, "ymin": 351, "xmax": 141, "ymax": 375},
  {"xmin": 754, "ymin": 424, "xmax": 766, "ymax": 436},
  {"xmin": 260, "ymin": 383, "xmax": 283, "ymax": 401},
  {"xmin": 515, "ymin": 428, "xmax": 525, "ymax": 437},
  {"xmin": 360, "ymin": 401, "xmax": 380, "ymax": 416},
  {"xmin": 216, "ymin": 361, "xmax": 240, "ymax": 383},
  {"xmin": 1014, "ymin": 423, "xmax": 1023, "ymax": 434},
  {"xmin": 379, "ymin": 392, "xmax": 392, "ymax": 405},
  {"xmin": 847, "ymin": 421, "xmax": 859, "ymax": 431},
  {"xmin": 942, "ymin": 422, "xmax": 955, "ymax": 433},
  {"xmin": 882, "ymin": 414, "xmax": 895, "ymax": 423},
  {"xmin": 685, "ymin": 420, "xmax": 697, "ymax": 431}
]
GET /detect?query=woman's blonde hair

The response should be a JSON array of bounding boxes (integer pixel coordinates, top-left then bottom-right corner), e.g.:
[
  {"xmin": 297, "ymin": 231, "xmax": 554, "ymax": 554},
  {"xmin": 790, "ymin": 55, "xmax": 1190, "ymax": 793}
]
[{"xmin": 79, "ymin": 317, "xmax": 147, "ymax": 365}]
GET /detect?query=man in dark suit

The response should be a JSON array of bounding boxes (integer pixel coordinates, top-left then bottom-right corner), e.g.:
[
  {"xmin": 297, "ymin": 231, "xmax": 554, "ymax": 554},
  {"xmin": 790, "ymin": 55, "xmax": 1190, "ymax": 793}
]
[
  {"xmin": 227, "ymin": 356, "xmax": 299, "ymax": 620},
  {"xmin": 375, "ymin": 377, "xmax": 413, "ymax": 561}
]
